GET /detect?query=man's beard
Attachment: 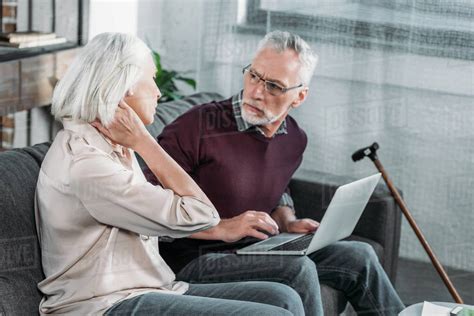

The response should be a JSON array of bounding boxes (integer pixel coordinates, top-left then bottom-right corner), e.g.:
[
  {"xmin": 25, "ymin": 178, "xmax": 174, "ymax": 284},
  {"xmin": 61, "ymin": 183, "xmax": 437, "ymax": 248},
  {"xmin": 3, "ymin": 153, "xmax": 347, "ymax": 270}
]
[{"xmin": 241, "ymin": 101, "xmax": 281, "ymax": 125}]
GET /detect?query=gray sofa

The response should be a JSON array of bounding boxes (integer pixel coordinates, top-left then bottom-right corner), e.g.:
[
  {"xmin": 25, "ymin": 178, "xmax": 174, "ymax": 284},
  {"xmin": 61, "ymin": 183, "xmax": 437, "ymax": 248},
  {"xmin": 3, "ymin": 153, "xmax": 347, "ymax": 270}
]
[{"xmin": 0, "ymin": 92, "xmax": 402, "ymax": 315}]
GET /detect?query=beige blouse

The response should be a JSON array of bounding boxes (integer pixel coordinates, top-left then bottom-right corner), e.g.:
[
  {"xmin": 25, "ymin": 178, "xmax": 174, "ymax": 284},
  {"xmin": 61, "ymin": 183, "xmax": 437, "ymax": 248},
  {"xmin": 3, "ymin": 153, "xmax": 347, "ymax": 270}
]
[{"xmin": 34, "ymin": 119, "xmax": 219, "ymax": 315}]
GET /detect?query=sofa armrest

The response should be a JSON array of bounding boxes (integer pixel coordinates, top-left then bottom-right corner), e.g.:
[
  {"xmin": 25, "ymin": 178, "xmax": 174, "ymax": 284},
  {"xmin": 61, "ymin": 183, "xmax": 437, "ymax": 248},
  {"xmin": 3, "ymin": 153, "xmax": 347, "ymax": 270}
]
[{"xmin": 288, "ymin": 170, "xmax": 402, "ymax": 283}]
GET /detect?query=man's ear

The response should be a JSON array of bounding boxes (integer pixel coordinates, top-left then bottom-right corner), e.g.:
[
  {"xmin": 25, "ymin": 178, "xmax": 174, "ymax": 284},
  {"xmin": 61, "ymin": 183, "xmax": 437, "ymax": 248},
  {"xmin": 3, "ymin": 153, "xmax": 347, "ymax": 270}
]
[{"xmin": 290, "ymin": 87, "xmax": 308, "ymax": 109}]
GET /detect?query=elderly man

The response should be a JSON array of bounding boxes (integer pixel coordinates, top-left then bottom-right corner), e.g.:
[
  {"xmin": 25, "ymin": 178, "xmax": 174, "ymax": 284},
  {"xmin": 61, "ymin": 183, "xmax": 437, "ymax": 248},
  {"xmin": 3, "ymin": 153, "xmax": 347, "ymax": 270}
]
[{"xmin": 146, "ymin": 31, "xmax": 405, "ymax": 315}]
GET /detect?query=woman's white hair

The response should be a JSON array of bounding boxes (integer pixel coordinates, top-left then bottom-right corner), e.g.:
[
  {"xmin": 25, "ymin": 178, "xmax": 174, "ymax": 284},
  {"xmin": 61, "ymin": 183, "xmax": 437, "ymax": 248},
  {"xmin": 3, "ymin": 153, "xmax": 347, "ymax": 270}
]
[
  {"xmin": 256, "ymin": 30, "xmax": 318, "ymax": 86},
  {"xmin": 52, "ymin": 32, "xmax": 151, "ymax": 126}
]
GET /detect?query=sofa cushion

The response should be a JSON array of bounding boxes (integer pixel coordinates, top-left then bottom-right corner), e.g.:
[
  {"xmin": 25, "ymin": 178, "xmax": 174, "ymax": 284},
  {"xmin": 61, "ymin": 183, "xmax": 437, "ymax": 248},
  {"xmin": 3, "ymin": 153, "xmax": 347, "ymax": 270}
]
[
  {"xmin": 321, "ymin": 285, "xmax": 347, "ymax": 315},
  {"xmin": 0, "ymin": 143, "xmax": 50, "ymax": 315}
]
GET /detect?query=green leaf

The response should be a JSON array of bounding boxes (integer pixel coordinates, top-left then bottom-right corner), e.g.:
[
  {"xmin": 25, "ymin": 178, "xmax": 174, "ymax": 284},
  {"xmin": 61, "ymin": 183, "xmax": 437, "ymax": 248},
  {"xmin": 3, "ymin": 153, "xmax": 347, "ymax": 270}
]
[
  {"xmin": 148, "ymin": 49, "xmax": 198, "ymax": 101},
  {"xmin": 168, "ymin": 91, "xmax": 183, "ymax": 100},
  {"xmin": 151, "ymin": 50, "xmax": 162, "ymax": 75},
  {"xmin": 157, "ymin": 70, "xmax": 176, "ymax": 85},
  {"xmin": 159, "ymin": 90, "xmax": 183, "ymax": 103},
  {"xmin": 176, "ymin": 76, "xmax": 196, "ymax": 90}
]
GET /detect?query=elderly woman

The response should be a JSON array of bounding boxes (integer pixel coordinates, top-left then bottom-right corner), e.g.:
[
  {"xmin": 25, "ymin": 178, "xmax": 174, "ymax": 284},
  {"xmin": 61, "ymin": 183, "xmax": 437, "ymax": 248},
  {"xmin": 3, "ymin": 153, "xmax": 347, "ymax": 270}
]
[{"xmin": 34, "ymin": 33, "xmax": 304, "ymax": 315}]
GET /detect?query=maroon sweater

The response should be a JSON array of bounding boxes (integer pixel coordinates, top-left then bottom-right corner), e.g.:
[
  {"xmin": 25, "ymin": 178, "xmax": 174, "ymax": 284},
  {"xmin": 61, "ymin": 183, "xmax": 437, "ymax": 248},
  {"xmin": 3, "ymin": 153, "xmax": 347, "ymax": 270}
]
[{"xmin": 147, "ymin": 97, "xmax": 307, "ymax": 272}]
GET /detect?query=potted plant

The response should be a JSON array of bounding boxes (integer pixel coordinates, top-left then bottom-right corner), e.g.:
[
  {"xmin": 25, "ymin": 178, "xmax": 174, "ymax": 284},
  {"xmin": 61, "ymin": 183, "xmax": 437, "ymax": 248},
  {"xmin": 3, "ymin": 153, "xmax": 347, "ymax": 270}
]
[{"xmin": 151, "ymin": 49, "xmax": 196, "ymax": 103}]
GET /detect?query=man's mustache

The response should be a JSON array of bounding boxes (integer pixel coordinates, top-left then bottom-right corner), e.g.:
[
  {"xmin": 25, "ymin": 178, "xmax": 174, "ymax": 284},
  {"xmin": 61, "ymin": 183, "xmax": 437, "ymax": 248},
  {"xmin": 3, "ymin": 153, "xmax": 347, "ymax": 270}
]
[{"xmin": 242, "ymin": 99, "xmax": 264, "ymax": 112}]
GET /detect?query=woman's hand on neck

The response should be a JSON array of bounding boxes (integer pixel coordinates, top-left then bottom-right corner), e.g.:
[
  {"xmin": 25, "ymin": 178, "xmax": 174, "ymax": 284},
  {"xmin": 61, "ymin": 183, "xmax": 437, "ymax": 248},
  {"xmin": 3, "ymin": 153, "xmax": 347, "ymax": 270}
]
[{"xmin": 91, "ymin": 99, "xmax": 152, "ymax": 151}]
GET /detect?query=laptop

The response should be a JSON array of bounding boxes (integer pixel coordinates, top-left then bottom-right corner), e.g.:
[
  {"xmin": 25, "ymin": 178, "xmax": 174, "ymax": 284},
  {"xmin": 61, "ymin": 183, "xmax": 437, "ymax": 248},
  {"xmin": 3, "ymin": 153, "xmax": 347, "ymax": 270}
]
[{"xmin": 236, "ymin": 173, "xmax": 381, "ymax": 256}]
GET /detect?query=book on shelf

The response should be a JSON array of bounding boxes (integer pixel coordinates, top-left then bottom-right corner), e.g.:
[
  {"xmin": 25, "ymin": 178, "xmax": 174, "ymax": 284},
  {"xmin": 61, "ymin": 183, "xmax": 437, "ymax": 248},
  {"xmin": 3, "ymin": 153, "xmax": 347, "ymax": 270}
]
[
  {"xmin": 0, "ymin": 36, "xmax": 67, "ymax": 48},
  {"xmin": 0, "ymin": 31, "xmax": 58, "ymax": 44}
]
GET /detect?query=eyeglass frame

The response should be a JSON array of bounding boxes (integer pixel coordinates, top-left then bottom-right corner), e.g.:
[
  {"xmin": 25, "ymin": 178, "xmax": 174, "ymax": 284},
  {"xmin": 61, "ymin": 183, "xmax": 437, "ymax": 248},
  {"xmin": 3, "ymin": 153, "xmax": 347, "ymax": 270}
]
[{"xmin": 242, "ymin": 64, "xmax": 304, "ymax": 96}]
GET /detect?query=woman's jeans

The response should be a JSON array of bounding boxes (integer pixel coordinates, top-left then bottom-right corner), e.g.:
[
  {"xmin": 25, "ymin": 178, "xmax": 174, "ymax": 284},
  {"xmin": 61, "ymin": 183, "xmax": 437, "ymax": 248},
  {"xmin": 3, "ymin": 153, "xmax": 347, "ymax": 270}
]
[{"xmin": 105, "ymin": 281, "xmax": 304, "ymax": 315}]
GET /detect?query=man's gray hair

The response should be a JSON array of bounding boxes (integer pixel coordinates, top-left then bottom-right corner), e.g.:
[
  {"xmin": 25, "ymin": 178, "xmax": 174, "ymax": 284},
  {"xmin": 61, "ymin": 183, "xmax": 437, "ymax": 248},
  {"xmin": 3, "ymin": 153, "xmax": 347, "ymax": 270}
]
[
  {"xmin": 51, "ymin": 32, "xmax": 151, "ymax": 127},
  {"xmin": 256, "ymin": 30, "xmax": 318, "ymax": 85}
]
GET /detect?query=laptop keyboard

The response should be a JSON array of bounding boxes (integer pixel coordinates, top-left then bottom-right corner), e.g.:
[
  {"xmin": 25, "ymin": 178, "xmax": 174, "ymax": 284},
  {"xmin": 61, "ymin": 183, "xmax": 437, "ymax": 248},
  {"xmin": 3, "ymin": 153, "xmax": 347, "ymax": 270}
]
[{"xmin": 269, "ymin": 234, "xmax": 314, "ymax": 251}]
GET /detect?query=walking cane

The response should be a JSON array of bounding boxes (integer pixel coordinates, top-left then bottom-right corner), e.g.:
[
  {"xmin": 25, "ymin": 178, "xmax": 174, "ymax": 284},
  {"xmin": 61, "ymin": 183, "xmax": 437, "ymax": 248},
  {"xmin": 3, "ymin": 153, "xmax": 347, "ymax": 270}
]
[{"xmin": 352, "ymin": 142, "xmax": 464, "ymax": 304}]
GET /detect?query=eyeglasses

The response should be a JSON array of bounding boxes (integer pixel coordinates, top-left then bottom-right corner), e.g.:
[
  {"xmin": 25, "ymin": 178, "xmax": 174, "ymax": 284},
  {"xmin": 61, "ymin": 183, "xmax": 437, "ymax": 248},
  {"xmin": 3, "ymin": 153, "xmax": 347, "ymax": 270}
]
[{"xmin": 242, "ymin": 64, "xmax": 303, "ymax": 96}]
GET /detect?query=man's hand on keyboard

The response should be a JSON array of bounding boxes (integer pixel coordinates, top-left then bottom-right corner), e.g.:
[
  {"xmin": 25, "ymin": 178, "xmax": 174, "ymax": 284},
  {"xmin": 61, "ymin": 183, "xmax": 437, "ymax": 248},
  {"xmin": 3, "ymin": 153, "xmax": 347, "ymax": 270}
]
[{"xmin": 286, "ymin": 219, "xmax": 320, "ymax": 234}]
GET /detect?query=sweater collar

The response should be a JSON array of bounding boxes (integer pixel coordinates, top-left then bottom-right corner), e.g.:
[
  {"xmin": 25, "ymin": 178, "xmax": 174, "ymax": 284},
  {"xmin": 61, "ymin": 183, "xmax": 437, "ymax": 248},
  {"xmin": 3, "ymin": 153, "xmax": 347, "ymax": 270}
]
[{"xmin": 231, "ymin": 90, "xmax": 287, "ymax": 136}]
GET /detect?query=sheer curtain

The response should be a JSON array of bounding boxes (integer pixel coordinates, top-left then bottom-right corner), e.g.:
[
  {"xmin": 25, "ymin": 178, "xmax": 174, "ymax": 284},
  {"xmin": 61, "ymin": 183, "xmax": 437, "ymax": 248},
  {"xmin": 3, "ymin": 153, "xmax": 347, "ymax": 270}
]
[{"xmin": 159, "ymin": 0, "xmax": 474, "ymax": 271}]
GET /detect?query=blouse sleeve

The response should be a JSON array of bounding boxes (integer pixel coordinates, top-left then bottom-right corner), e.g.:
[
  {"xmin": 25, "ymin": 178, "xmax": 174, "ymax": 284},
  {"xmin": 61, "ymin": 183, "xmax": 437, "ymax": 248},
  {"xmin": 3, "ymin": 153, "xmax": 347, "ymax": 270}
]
[{"xmin": 69, "ymin": 149, "xmax": 219, "ymax": 238}]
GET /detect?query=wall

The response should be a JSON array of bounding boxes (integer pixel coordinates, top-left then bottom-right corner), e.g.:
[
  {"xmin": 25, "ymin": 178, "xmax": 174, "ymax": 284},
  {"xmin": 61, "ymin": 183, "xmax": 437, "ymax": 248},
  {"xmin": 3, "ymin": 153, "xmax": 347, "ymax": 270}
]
[{"xmin": 89, "ymin": 0, "xmax": 138, "ymax": 38}]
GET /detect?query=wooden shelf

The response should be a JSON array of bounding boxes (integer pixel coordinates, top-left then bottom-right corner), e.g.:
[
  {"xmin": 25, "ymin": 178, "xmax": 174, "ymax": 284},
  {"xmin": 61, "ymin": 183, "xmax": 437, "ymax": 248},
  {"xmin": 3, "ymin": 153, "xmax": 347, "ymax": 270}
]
[
  {"xmin": 0, "ymin": 0, "xmax": 87, "ymax": 149},
  {"xmin": 0, "ymin": 45, "xmax": 81, "ymax": 116},
  {"xmin": 0, "ymin": 42, "xmax": 79, "ymax": 62}
]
